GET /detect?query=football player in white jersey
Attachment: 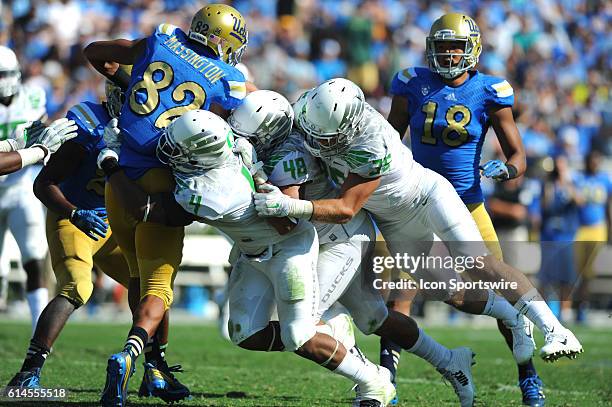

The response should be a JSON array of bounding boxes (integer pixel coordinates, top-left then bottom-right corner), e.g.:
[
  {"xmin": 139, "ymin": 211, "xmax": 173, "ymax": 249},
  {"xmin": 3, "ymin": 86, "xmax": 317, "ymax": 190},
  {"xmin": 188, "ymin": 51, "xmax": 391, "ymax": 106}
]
[
  {"xmin": 97, "ymin": 110, "xmax": 401, "ymax": 406},
  {"xmin": 229, "ymin": 90, "xmax": 488, "ymax": 406},
  {"xmin": 254, "ymin": 78, "xmax": 583, "ymax": 366},
  {"xmin": 0, "ymin": 45, "xmax": 57, "ymax": 332}
]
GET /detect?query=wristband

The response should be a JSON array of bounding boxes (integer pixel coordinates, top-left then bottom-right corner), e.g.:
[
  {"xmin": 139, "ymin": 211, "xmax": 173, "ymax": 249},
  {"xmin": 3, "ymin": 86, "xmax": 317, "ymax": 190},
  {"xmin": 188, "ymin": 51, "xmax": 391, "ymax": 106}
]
[
  {"xmin": 287, "ymin": 199, "xmax": 314, "ymax": 220},
  {"xmin": 506, "ymin": 164, "xmax": 518, "ymax": 180},
  {"xmin": 16, "ymin": 147, "xmax": 45, "ymax": 168}
]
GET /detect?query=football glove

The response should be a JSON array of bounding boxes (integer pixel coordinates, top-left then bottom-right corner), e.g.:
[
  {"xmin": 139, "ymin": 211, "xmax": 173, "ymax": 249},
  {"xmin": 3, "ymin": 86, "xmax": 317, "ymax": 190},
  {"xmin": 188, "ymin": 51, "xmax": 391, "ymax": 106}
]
[
  {"xmin": 25, "ymin": 118, "xmax": 78, "ymax": 161},
  {"xmin": 102, "ymin": 118, "xmax": 122, "ymax": 154},
  {"xmin": 253, "ymin": 183, "xmax": 313, "ymax": 218},
  {"xmin": 70, "ymin": 209, "xmax": 108, "ymax": 241},
  {"xmin": 480, "ymin": 160, "xmax": 510, "ymax": 181}
]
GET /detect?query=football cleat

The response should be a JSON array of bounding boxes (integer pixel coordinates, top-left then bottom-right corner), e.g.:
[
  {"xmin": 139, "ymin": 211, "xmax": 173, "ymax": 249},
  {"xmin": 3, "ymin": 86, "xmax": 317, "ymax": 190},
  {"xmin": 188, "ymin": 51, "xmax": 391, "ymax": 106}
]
[
  {"xmin": 437, "ymin": 347, "xmax": 475, "ymax": 407},
  {"xmin": 507, "ymin": 314, "xmax": 536, "ymax": 365},
  {"xmin": 540, "ymin": 327, "xmax": 583, "ymax": 362},
  {"xmin": 352, "ymin": 365, "xmax": 396, "ymax": 407},
  {"xmin": 138, "ymin": 361, "xmax": 190, "ymax": 403},
  {"xmin": 519, "ymin": 375, "xmax": 546, "ymax": 406},
  {"xmin": 100, "ymin": 351, "xmax": 135, "ymax": 407},
  {"xmin": 7, "ymin": 368, "xmax": 41, "ymax": 389}
]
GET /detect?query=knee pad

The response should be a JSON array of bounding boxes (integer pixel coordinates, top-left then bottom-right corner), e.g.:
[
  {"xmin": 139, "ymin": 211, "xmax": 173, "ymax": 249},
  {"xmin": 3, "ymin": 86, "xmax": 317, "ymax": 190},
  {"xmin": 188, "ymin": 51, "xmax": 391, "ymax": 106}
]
[
  {"xmin": 280, "ymin": 320, "xmax": 316, "ymax": 351},
  {"xmin": 59, "ymin": 280, "xmax": 93, "ymax": 308}
]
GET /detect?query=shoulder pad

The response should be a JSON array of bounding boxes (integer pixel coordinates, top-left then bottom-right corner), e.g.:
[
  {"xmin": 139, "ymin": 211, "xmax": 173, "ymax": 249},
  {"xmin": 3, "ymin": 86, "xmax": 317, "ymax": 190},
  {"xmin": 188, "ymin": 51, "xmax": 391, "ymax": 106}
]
[
  {"xmin": 22, "ymin": 84, "xmax": 46, "ymax": 110},
  {"xmin": 156, "ymin": 23, "xmax": 179, "ymax": 36},
  {"xmin": 226, "ymin": 78, "xmax": 246, "ymax": 101},
  {"xmin": 488, "ymin": 79, "xmax": 514, "ymax": 98},
  {"xmin": 395, "ymin": 67, "xmax": 417, "ymax": 84},
  {"xmin": 67, "ymin": 103, "xmax": 104, "ymax": 134}
]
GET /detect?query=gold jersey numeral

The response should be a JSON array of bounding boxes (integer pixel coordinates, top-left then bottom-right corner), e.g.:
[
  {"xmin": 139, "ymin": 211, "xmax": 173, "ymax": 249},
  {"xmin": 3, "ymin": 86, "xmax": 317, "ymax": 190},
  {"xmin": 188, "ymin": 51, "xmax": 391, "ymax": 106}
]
[
  {"xmin": 129, "ymin": 62, "xmax": 207, "ymax": 129},
  {"xmin": 421, "ymin": 102, "xmax": 471, "ymax": 147}
]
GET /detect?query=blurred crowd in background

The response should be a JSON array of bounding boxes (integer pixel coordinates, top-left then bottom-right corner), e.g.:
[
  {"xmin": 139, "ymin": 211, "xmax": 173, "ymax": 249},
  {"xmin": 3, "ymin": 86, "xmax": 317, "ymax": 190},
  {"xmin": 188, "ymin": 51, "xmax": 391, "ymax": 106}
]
[{"xmin": 1, "ymin": 0, "xmax": 611, "ymax": 318}]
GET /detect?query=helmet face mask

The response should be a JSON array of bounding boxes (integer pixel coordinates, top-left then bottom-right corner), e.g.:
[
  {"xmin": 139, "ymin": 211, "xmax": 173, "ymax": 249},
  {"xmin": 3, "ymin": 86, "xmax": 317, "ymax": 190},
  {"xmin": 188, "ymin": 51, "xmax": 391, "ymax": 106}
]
[
  {"xmin": 188, "ymin": 4, "xmax": 248, "ymax": 66},
  {"xmin": 156, "ymin": 110, "xmax": 234, "ymax": 174},
  {"xmin": 227, "ymin": 90, "xmax": 294, "ymax": 160},
  {"xmin": 296, "ymin": 78, "xmax": 365, "ymax": 158},
  {"xmin": 426, "ymin": 13, "xmax": 482, "ymax": 80},
  {"xmin": 0, "ymin": 46, "xmax": 21, "ymax": 99}
]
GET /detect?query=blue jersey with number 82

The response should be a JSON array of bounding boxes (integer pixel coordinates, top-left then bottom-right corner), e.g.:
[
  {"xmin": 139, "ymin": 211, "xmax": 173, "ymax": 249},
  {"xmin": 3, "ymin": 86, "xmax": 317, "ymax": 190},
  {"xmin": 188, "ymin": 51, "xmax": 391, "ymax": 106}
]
[
  {"xmin": 119, "ymin": 24, "xmax": 246, "ymax": 179},
  {"xmin": 391, "ymin": 67, "xmax": 514, "ymax": 204}
]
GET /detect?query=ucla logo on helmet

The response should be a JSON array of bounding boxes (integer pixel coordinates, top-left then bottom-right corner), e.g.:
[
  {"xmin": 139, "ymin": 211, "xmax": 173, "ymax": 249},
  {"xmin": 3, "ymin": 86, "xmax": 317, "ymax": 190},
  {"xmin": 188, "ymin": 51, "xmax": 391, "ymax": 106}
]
[{"xmin": 231, "ymin": 16, "xmax": 247, "ymax": 44}]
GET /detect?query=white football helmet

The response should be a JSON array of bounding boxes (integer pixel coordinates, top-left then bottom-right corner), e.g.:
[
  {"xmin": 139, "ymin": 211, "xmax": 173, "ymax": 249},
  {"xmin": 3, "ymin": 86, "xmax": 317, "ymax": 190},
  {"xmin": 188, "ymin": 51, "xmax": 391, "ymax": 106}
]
[
  {"xmin": 292, "ymin": 89, "xmax": 312, "ymax": 128},
  {"xmin": 0, "ymin": 46, "xmax": 21, "ymax": 98},
  {"xmin": 227, "ymin": 90, "xmax": 293, "ymax": 160},
  {"xmin": 298, "ymin": 78, "xmax": 365, "ymax": 158},
  {"xmin": 157, "ymin": 110, "xmax": 234, "ymax": 174}
]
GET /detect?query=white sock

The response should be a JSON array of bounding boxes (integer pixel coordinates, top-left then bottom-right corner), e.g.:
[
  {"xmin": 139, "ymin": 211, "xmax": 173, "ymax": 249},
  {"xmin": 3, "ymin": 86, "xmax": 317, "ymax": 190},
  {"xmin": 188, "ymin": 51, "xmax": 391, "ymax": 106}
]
[
  {"xmin": 333, "ymin": 350, "xmax": 379, "ymax": 387},
  {"xmin": 26, "ymin": 288, "xmax": 48, "ymax": 334},
  {"xmin": 407, "ymin": 328, "xmax": 452, "ymax": 369},
  {"xmin": 514, "ymin": 288, "xmax": 562, "ymax": 334},
  {"xmin": 483, "ymin": 289, "xmax": 520, "ymax": 326}
]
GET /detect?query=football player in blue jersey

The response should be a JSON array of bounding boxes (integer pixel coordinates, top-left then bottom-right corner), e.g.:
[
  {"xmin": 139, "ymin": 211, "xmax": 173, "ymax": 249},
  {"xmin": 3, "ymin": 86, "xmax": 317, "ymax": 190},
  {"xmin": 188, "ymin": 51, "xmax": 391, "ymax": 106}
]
[
  {"xmin": 83, "ymin": 4, "xmax": 249, "ymax": 406},
  {"xmin": 7, "ymin": 84, "xmax": 130, "ymax": 389},
  {"xmin": 574, "ymin": 150, "xmax": 611, "ymax": 322},
  {"xmin": 7, "ymin": 82, "xmax": 188, "ymax": 403},
  {"xmin": 386, "ymin": 13, "xmax": 544, "ymax": 407}
]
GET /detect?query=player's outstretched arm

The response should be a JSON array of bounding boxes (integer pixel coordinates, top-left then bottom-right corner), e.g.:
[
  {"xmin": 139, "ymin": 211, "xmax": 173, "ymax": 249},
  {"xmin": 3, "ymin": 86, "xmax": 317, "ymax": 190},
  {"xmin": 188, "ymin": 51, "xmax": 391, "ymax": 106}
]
[
  {"xmin": 0, "ymin": 151, "xmax": 27, "ymax": 175},
  {"xmin": 83, "ymin": 38, "xmax": 146, "ymax": 83},
  {"xmin": 387, "ymin": 95, "xmax": 410, "ymax": 139},
  {"xmin": 0, "ymin": 119, "xmax": 78, "ymax": 175},
  {"xmin": 254, "ymin": 173, "xmax": 379, "ymax": 224},
  {"xmin": 488, "ymin": 106, "xmax": 526, "ymax": 179}
]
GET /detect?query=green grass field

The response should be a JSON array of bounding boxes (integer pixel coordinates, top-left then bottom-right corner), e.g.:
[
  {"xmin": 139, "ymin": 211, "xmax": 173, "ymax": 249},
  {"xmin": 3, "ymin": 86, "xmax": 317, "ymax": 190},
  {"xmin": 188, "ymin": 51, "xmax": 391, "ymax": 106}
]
[{"xmin": 0, "ymin": 321, "xmax": 610, "ymax": 406}]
